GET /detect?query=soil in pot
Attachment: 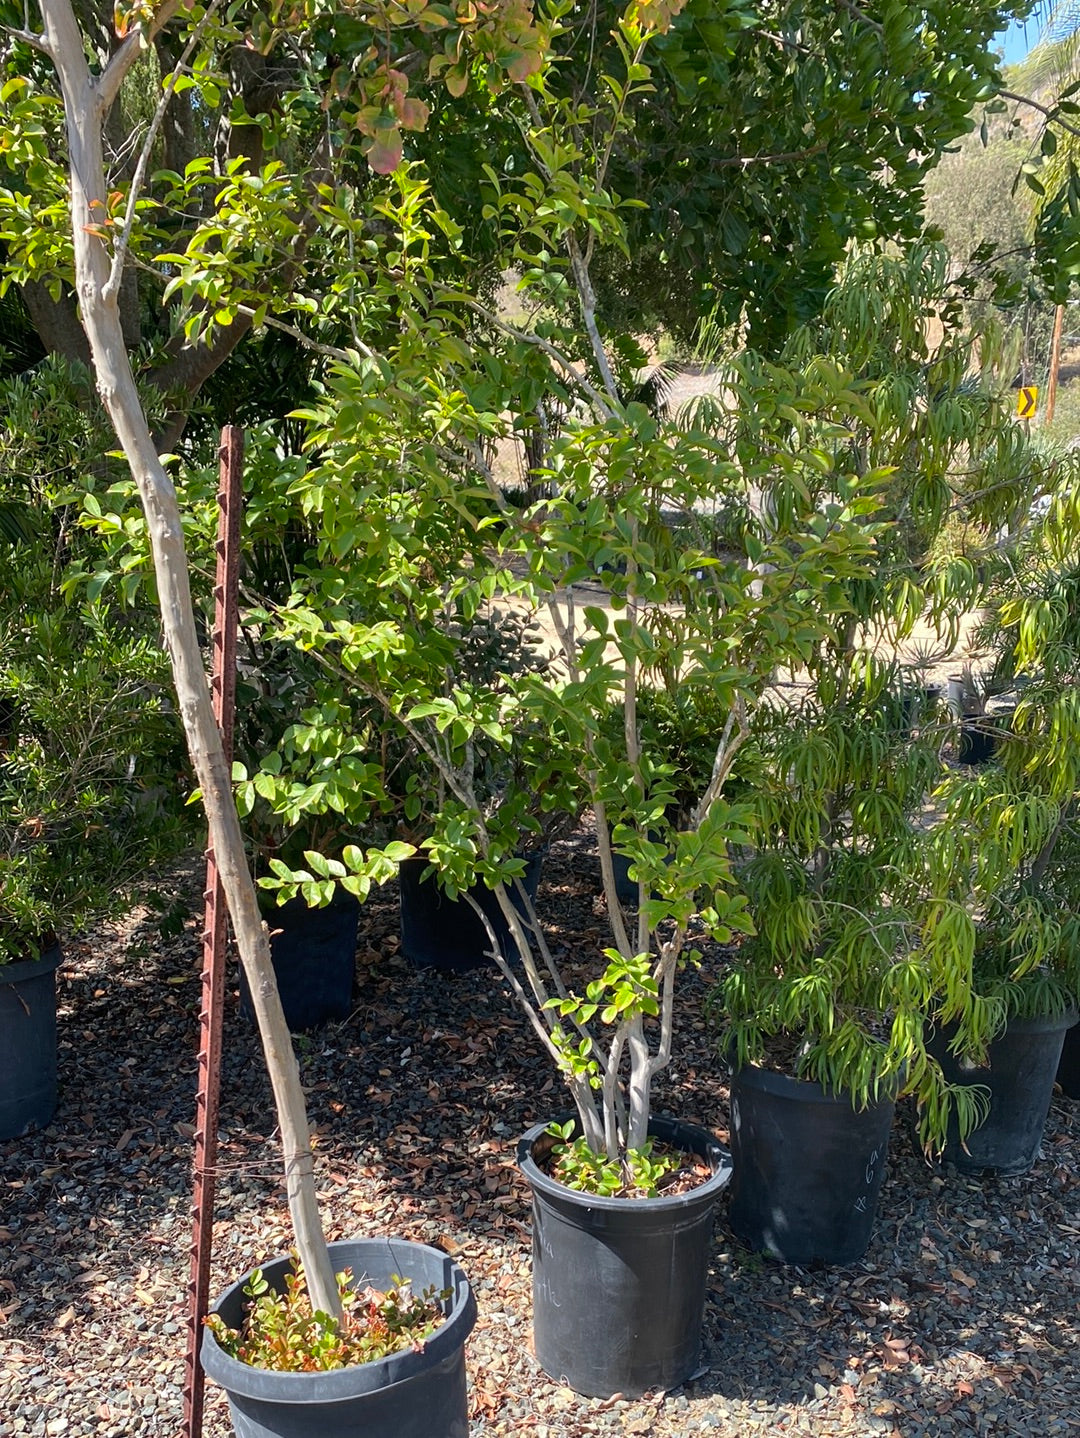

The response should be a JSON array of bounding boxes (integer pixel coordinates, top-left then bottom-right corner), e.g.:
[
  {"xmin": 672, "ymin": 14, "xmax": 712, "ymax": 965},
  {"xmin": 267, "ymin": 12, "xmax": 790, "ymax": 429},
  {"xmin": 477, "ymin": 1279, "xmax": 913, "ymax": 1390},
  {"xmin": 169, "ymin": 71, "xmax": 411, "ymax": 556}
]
[
  {"xmin": 200, "ymin": 1237, "xmax": 477, "ymax": 1438},
  {"xmin": 928, "ymin": 1008, "xmax": 1078, "ymax": 1175},
  {"xmin": 0, "ymin": 944, "xmax": 63, "ymax": 1141},
  {"xmin": 239, "ymin": 890, "xmax": 360, "ymax": 1032},
  {"xmin": 518, "ymin": 1116, "xmax": 732, "ymax": 1399},
  {"xmin": 399, "ymin": 853, "xmax": 543, "ymax": 972},
  {"xmin": 727, "ymin": 1064, "xmax": 896, "ymax": 1267}
]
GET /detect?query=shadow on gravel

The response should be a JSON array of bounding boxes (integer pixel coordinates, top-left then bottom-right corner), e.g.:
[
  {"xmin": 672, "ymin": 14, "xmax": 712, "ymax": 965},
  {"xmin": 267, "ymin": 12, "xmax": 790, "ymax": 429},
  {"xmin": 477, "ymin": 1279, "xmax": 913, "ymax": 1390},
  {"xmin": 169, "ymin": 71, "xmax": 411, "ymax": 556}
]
[{"xmin": 690, "ymin": 1099, "xmax": 1080, "ymax": 1434}]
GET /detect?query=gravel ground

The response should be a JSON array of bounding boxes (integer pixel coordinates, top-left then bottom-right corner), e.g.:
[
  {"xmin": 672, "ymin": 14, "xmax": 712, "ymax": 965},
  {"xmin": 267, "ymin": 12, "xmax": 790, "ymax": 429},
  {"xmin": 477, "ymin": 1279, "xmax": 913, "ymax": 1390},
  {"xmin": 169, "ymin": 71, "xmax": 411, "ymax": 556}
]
[{"xmin": 2, "ymin": 829, "xmax": 1078, "ymax": 1438}]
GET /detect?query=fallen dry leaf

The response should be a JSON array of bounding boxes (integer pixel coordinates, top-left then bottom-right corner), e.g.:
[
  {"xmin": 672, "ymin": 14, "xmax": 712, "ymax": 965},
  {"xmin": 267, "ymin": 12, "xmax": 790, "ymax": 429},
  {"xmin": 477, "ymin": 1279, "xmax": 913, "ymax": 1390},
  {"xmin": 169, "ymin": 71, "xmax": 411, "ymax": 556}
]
[{"xmin": 949, "ymin": 1267, "xmax": 977, "ymax": 1289}]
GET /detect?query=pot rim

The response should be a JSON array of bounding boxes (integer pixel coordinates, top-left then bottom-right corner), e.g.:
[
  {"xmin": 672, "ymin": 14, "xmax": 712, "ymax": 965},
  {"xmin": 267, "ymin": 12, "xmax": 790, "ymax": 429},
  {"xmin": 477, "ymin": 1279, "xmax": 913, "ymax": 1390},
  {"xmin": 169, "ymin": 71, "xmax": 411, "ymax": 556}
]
[
  {"xmin": 931, "ymin": 1005, "xmax": 1079, "ymax": 1049},
  {"xmin": 0, "ymin": 943, "xmax": 63, "ymax": 985},
  {"xmin": 729, "ymin": 1062, "xmax": 901, "ymax": 1110},
  {"xmin": 199, "ymin": 1236, "xmax": 477, "ymax": 1403},
  {"xmin": 517, "ymin": 1113, "xmax": 732, "ymax": 1213},
  {"xmin": 1001, "ymin": 1004, "xmax": 1079, "ymax": 1035}
]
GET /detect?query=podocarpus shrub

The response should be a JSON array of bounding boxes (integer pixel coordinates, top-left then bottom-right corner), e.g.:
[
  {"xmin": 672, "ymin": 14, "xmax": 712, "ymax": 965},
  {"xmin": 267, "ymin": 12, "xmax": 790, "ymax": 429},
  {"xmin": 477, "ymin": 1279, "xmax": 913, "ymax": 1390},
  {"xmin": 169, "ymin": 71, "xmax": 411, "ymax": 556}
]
[
  {"xmin": 0, "ymin": 363, "xmax": 194, "ymax": 961},
  {"xmin": 712, "ymin": 246, "xmax": 1053, "ymax": 1151},
  {"xmin": 926, "ymin": 481, "xmax": 1080, "ymax": 1042}
]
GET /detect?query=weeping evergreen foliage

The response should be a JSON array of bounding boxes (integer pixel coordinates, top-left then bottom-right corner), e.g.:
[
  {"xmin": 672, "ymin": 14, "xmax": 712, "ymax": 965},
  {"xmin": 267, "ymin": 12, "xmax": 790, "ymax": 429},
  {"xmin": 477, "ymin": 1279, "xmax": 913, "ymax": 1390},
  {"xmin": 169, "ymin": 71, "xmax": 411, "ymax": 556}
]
[
  {"xmin": 928, "ymin": 478, "xmax": 1080, "ymax": 1037},
  {"xmin": 709, "ymin": 244, "xmax": 1066, "ymax": 1151}
]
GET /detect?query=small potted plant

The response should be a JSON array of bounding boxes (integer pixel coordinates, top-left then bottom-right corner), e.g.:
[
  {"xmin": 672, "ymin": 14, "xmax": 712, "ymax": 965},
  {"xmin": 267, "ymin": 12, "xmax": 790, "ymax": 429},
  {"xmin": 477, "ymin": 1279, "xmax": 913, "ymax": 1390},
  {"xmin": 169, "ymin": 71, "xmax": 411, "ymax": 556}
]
[
  {"xmin": 230, "ymin": 647, "xmax": 392, "ymax": 1030},
  {"xmin": 0, "ymin": 628, "xmax": 192, "ymax": 1139},
  {"xmin": 241, "ymin": 594, "xmax": 572, "ymax": 977},
  {"xmin": 387, "ymin": 605, "xmax": 571, "ymax": 973},
  {"xmin": 924, "ymin": 877, "xmax": 1079, "ymax": 1174},
  {"xmin": 199, "ymin": 1237, "xmax": 477, "ymax": 1438}
]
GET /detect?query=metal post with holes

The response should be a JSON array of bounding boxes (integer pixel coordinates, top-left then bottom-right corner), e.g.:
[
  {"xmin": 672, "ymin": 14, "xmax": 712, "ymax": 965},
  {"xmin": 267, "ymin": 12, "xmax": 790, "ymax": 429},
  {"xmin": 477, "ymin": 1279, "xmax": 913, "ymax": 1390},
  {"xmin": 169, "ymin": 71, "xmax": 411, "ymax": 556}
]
[{"xmin": 182, "ymin": 426, "xmax": 243, "ymax": 1438}]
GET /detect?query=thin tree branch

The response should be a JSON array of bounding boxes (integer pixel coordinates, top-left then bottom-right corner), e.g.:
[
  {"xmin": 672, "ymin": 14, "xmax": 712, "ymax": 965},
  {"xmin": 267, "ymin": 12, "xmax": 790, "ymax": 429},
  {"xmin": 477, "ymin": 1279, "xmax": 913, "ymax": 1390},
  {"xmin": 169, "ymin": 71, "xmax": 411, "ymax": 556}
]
[
  {"xmin": 236, "ymin": 305, "xmax": 378, "ymax": 364},
  {"xmin": 3, "ymin": 26, "xmax": 50, "ymax": 51},
  {"xmin": 104, "ymin": 0, "xmax": 223, "ymax": 303},
  {"xmin": 566, "ymin": 233, "xmax": 620, "ymax": 405},
  {"xmin": 625, "ymin": 1012, "xmax": 652, "ymax": 1148},
  {"xmin": 832, "ymin": 0, "xmax": 883, "ymax": 34},
  {"xmin": 587, "ymin": 35, "xmax": 648, "ymax": 265},
  {"xmin": 1000, "ymin": 88, "xmax": 1080, "ymax": 144},
  {"xmin": 602, "ymin": 1026, "xmax": 625, "ymax": 1158},
  {"xmin": 693, "ymin": 696, "xmax": 749, "ymax": 828},
  {"xmin": 647, "ymin": 941, "xmax": 683, "ymax": 1081},
  {"xmin": 97, "ymin": 0, "xmax": 187, "ymax": 113},
  {"xmin": 459, "ymin": 291, "xmax": 615, "ymax": 419},
  {"xmin": 712, "ymin": 140, "xmax": 829, "ymax": 169}
]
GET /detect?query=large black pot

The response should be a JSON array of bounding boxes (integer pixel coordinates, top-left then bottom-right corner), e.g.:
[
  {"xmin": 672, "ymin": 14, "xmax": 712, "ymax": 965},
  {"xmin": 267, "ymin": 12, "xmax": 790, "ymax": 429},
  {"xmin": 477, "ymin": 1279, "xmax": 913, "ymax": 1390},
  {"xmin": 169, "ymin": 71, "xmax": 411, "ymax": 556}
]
[
  {"xmin": 399, "ymin": 854, "xmax": 543, "ymax": 972},
  {"xmin": 240, "ymin": 891, "xmax": 360, "ymax": 1032},
  {"xmin": 1057, "ymin": 1020, "xmax": 1080, "ymax": 1100},
  {"xmin": 200, "ymin": 1237, "xmax": 477, "ymax": 1438},
  {"xmin": 727, "ymin": 1065, "xmax": 895, "ymax": 1266},
  {"xmin": 0, "ymin": 944, "xmax": 62, "ymax": 1141},
  {"xmin": 611, "ymin": 849, "xmax": 637, "ymax": 905},
  {"xmin": 928, "ymin": 1008, "xmax": 1078, "ymax": 1175},
  {"xmin": 518, "ymin": 1116, "xmax": 731, "ymax": 1399},
  {"xmin": 885, "ymin": 684, "xmax": 942, "ymax": 738}
]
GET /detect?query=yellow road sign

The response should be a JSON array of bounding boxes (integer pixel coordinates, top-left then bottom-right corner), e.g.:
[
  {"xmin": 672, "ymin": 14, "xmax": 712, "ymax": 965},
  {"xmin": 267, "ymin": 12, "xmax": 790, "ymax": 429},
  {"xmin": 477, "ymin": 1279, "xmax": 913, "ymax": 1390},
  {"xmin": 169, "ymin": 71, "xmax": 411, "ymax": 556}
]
[{"xmin": 1017, "ymin": 385, "xmax": 1038, "ymax": 419}]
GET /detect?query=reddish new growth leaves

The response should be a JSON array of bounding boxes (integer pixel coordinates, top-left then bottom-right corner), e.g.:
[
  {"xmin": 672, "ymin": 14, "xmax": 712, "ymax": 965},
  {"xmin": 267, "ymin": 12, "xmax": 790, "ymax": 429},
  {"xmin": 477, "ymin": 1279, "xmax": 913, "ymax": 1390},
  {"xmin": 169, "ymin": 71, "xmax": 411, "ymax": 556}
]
[
  {"xmin": 206, "ymin": 1260, "xmax": 448, "ymax": 1372},
  {"xmin": 354, "ymin": 64, "xmax": 432, "ymax": 174},
  {"xmin": 347, "ymin": 0, "xmax": 547, "ymax": 172}
]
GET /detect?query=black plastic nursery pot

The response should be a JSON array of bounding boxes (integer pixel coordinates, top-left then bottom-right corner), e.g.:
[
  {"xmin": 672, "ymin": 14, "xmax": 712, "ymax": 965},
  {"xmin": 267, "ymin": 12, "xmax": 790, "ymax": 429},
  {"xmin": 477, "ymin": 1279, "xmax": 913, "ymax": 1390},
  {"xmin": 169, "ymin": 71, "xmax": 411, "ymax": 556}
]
[
  {"xmin": 611, "ymin": 849, "xmax": 637, "ymax": 905},
  {"xmin": 956, "ymin": 709, "xmax": 1016, "ymax": 767},
  {"xmin": 240, "ymin": 890, "xmax": 360, "ymax": 1032},
  {"xmin": 886, "ymin": 684, "xmax": 942, "ymax": 738},
  {"xmin": 399, "ymin": 853, "xmax": 543, "ymax": 972},
  {"xmin": 727, "ymin": 1065, "xmax": 895, "ymax": 1267},
  {"xmin": 200, "ymin": 1237, "xmax": 477, "ymax": 1438},
  {"xmin": 957, "ymin": 718, "xmax": 997, "ymax": 765},
  {"xmin": 1057, "ymin": 1019, "xmax": 1080, "ymax": 1100},
  {"xmin": 0, "ymin": 944, "xmax": 62, "ymax": 1141},
  {"xmin": 928, "ymin": 1008, "xmax": 1078, "ymax": 1175},
  {"xmin": 518, "ymin": 1116, "xmax": 732, "ymax": 1399},
  {"xmin": 609, "ymin": 841, "xmax": 665, "ymax": 905}
]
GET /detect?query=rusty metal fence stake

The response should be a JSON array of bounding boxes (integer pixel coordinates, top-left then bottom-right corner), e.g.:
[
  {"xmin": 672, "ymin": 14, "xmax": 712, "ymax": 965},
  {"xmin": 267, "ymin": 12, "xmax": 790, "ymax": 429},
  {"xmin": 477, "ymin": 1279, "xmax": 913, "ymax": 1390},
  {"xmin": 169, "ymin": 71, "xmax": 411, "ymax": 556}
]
[{"xmin": 182, "ymin": 425, "xmax": 244, "ymax": 1438}]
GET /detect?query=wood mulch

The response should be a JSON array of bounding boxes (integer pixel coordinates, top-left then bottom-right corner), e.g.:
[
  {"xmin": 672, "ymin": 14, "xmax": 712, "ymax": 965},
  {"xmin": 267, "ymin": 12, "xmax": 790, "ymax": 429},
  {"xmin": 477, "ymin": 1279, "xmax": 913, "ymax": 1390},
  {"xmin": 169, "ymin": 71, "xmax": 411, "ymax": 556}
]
[{"xmin": 1, "ymin": 827, "xmax": 1078, "ymax": 1437}]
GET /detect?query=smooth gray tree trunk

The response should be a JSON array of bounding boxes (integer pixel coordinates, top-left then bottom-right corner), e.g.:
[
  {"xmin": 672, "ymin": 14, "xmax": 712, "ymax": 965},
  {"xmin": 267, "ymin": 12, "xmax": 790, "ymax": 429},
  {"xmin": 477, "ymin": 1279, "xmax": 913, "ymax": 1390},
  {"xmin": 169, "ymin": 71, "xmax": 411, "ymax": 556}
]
[{"xmin": 36, "ymin": 0, "xmax": 341, "ymax": 1320}]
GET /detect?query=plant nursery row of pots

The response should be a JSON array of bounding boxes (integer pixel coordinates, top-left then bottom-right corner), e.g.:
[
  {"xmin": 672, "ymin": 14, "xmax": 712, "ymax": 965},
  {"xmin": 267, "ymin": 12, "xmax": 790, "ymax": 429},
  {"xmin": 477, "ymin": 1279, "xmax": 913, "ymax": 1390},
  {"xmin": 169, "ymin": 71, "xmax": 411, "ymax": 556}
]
[
  {"xmin": 7, "ymin": 855, "xmax": 1076, "ymax": 1438},
  {"xmin": 195, "ymin": 1020, "xmax": 1078, "ymax": 1438}
]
